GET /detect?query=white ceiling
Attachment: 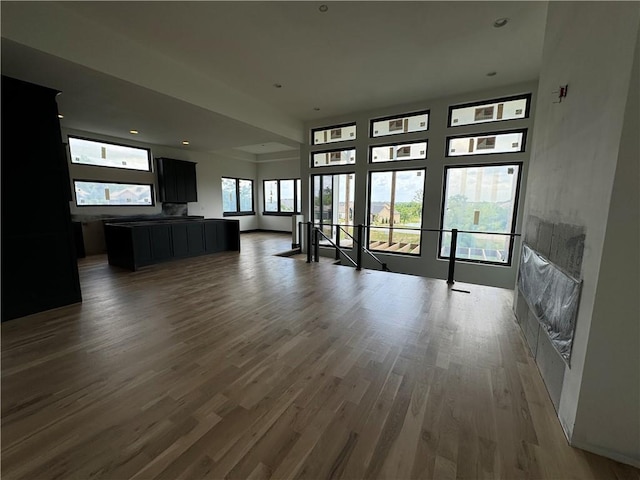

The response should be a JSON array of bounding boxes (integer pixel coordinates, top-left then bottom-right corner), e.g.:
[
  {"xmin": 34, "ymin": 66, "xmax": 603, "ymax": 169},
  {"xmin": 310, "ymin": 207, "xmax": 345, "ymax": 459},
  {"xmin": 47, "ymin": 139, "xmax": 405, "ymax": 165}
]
[{"xmin": 0, "ymin": 1, "xmax": 549, "ymax": 160}]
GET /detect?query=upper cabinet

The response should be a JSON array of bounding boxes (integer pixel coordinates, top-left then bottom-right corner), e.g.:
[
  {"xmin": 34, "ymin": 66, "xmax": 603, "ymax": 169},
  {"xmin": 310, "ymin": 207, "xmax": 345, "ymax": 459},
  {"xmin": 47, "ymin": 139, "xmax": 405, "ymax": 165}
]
[{"xmin": 156, "ymin": 157, "xmax": 198, "ymax": 203}]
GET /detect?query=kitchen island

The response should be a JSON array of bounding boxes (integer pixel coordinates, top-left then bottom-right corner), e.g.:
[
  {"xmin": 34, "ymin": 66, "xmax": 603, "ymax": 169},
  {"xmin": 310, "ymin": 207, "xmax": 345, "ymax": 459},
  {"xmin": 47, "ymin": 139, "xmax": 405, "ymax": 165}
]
[{"xmin": 104, "ymin": 218, "xmax": 240, "ymax": 271}]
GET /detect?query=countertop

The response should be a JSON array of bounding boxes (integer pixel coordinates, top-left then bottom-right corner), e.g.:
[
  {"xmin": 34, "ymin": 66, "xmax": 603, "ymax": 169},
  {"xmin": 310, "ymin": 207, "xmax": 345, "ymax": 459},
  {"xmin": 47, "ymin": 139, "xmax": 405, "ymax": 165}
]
[{"xmin": 104, "ymin": 217, "xmax": 226, "ymax": 228}]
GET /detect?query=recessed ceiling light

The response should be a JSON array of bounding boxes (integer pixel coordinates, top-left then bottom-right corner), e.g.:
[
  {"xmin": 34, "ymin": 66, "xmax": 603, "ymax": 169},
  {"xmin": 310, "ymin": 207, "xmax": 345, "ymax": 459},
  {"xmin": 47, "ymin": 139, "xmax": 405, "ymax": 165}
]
[
  {"xmin": 486, "ymin": 71, "xmax": 497, "ymax": 77},
  {"xmin": 319, "ymin": 4, "xmax": 328, "ymax": 13},
  {"xmin": 273, "ymin": 83, "xmax": 283, "ymax": 88},
  {"xmin": 129, "ymin": 129, "xmax": 139, "ymax": 134},
  {"xmin": 493, "ymin": 17, "xmax": 509, "ymax": 28},
  {"xmin": 58, "ymin": 114, "xmax": 64, "ymax": 119},
  {"xmin": 182, "ymin": 140, "xmax": 190, "ymax": 145},
  {"xmin": 313, "ymin": 107, "xmax": 321, "ymax": 111}
]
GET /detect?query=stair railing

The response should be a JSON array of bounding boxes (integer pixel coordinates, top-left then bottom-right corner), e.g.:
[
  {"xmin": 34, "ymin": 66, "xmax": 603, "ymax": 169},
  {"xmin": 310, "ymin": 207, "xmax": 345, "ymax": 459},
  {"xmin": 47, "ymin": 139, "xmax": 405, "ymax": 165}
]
[{"xmin": 305, "ymin": 222, "xmax": 520, "ymax": 284}]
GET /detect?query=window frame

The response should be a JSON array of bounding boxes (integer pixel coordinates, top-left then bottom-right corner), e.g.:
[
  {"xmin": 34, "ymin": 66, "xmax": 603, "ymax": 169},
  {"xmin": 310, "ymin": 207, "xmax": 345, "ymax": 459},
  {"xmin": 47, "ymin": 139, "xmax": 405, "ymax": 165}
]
[
  {"xmin": 445, "ymin": 128, "xmax": 527, "ymax": 158},
  {"xmin": 73, "ymin": 179, "xmax": 155, "ymax": 207},
  {"xmin": 262, "ymin": 178, "xmax": 302, "ymax": 216},
  {"xmin": 68, "ymin": 135, "xmax": 152, "ymax": 172},
  {"xmin": 366, "ymin": 167, "xmax": 427, "ymax": 257},
  {"xmin": 221, "ymin": 176, "xmax": 255, "ymax": 216},
  {"xmin": 437, "ymin": 161, "xmax": 523, "ymax": 266},
  {"xmin": 310, "ymin": 122, "xmax": 357, "ymax": 146},
  {"xmin": 311, "ymin": 146, "xmax": 357, "ymax": 168},
  {"xmin": 368, "ymin": 139, "xmax": 429, "ymax": 164},
  {"xmin": 369, "ymin": 109, "xmax": 430, "ymax": 138},
  {"xmin": 311, "ymin": 172, "xmax": 356, "ymax": 245},
  {"xmin": 447, "ymin": 93, "xmax": 532, "ymax": 128}
]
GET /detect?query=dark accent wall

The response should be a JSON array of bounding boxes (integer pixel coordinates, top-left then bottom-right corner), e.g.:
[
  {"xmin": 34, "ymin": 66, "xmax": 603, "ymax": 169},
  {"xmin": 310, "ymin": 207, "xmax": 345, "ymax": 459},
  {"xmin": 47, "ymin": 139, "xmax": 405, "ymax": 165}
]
[{"xmin": 1, "ymin": 76, "xmax": 82, "ymax": 321}]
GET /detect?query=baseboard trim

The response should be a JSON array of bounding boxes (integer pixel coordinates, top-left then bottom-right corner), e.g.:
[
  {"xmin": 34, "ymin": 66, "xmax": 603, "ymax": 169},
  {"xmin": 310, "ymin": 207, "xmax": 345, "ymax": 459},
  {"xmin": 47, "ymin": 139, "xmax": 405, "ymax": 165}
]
[
  {"xmin": 241, "ymin": 229, "xmax": 291, "ymax": 234},
  {"xmin": 570, "ymin": 440, "xmax": 640, "ymax": 468}
]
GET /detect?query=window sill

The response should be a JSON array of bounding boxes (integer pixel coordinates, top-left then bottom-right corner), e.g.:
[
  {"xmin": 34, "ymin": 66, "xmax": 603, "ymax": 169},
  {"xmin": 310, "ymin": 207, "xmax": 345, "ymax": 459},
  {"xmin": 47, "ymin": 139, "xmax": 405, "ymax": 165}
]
[
  {"xmin": 223, "ymin": 211, "xmax": 255, "ymax": 217},
  {"xmin": 262, "ymin": 212, "xmax": 300, "ymax": 216}
]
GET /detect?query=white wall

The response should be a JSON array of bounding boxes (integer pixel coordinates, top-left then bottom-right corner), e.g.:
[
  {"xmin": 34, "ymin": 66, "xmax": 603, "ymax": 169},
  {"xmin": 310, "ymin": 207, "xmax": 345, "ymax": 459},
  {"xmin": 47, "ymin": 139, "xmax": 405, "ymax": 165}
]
[
  {"xmin": 300, "ymin": 81, "xmax": 537, "ymax": 289},
  {"xmin": 188, "ymin": 150, "xmax": 258, "ymax": 231},
  {"xmin": 65, "ymin": 128, "xmax": 259, "ymax": 230},
  {"xmin": 256, "ymin": 158, "xmax": 300, "ymax": 232},
  {"xmin": 571, "ymin": 25, "xmax": 640, "ymax": 466},
  {"xmin": 522, "ymin": 1, "xmax": 639, "ymax": 465}
]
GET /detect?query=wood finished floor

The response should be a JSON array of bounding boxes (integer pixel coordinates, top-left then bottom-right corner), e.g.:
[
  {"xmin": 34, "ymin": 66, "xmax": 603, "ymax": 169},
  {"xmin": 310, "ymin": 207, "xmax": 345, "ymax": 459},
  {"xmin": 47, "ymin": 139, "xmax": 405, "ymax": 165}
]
[{"xmin": 2, "ymin": 232, "xmax": 638, "ymax": 480}]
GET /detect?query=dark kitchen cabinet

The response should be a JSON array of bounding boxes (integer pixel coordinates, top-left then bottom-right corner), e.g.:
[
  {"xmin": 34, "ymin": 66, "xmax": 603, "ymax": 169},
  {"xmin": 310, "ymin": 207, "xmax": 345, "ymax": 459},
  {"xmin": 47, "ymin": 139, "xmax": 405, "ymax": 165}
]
[
  {"xmin": 150, "ymin": 224, "xmax": 173, "ymax": 260},
  {"xmin": 105, "ymin": 219, "xmax": 240, "ymax": 270},
  {"xmin": 171, "ymin": 223, "xmax": 189, "ymax": 257},
  {"xmin": 1, "ymin": 76, "xmax": 82, "ymax": 321},
  {"xmin": 186, "ymin": 223, "xmax": 205, "ymax": 255},
  {"xmin": 156, "ymin": 157, "xmax": 197, "ymax": 203}
]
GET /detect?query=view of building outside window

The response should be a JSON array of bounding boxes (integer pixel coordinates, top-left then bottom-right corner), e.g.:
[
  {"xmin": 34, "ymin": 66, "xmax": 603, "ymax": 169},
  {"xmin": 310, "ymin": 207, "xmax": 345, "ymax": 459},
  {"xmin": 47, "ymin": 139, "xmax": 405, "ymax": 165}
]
[
  {"xmin": 312, "ymin": 124, "xmax": 357, "ymax": 145},
  {"xmin": 371, "ymin": 111, "xmax": 429, "ymax": 137},
  {"xmin": 370, "ymin": 141, "xmax": 427, "ymax": 163},
  {"xmin": 69, "ymin": 137, "xmax": 150, "ymax": 171},
  {"xmin": 368, "ymin": 169, "xmax": 425, "ymax": 254},
  {"xmin": 447, "ymin": 131, "xmax": 525, "ymax": 156},
  {"xmin": 312, "ymin": 148, "xmax": 356, "ymax": 167},
  {"xmin": 440, "ymin": 164, "xmax": 520, "ymax": 264},
  {"xmin": 449, "ymin": 96, "xmax": 529, "ymax": 127},
  {"xmin": 74, "ymin": 180, "xmax": 152, "ymax": 206}
]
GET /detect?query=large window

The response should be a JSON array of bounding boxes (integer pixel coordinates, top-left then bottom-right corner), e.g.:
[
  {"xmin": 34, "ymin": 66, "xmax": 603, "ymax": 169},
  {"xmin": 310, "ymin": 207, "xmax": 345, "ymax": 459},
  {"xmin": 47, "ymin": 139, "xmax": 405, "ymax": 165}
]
[
  {"xmin": 69, "ymin": 136, "xmax": 151, "ymax": 171},
  {"xmin": 264, "ymin": 179, "xmax": 301, "ymax": 214},
  {"xmin": 370, "ymin": 110, "xmax": 429, "ymax": 138},
  {"xmin": 448, "ymin": 94, "xmax": 531, "ymax": 127},
  {"xmin": 446, "ymin": 129, "xmax": 526, "ymax": 157},
  {"xmin": 440, "ymin": 164, "xmax": 522, "ymax": 265},
  {"xmin": 313, "ymin": 173, "xmax": 355, "ymax": 246},
  {"xmin": 222, "ymin": 177, "xmax": 254, "ymax": 215},
  {"xmin": 74, "ymin": 180, "xmax": 153, "ymax": 206},
  {"xmin": 368, "ymin": 169, "xmax": 425, "ymax": 255},
  {"xmin": 312, "ymin": 123, "xmax": 356, "ymax": 145}
]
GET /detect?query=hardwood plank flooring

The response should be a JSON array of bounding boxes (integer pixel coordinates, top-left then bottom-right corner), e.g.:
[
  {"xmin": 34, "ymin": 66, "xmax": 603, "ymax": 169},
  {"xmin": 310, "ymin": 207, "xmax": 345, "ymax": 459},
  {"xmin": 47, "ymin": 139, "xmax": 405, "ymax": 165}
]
[{"xmin": 2, "ymin": 232, "xmax": 638, "ymax": 479}]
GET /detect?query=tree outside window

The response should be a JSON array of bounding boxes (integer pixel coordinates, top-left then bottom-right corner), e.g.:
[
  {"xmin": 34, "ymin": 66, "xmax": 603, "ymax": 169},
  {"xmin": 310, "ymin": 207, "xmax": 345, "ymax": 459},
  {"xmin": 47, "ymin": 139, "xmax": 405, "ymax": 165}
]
[
  {"xmin": 222, "ymin": 177, "xmax": 254, "ymax": 215},
  {"xmin": 368, "ymin": 169, "xmax": 426, "ymax": 255},
  {"xmin": 440, "ymin": 164, "xmax": 521, "ymax": 264}
]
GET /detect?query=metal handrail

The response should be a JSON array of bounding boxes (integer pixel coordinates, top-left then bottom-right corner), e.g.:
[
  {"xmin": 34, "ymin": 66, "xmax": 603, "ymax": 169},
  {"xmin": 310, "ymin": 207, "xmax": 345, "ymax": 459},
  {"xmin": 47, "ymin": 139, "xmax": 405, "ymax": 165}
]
[
  {"xmin": 310, "ymin": 222, "xmax": 521, "ymax": 237},
  {"xmin": 336, "ymin": 225, "xmax": 389, "ymax": 272},
  {"xmin": 312, "ymin": 227, "xmax": 358, "ymax": 268},
  {"xmin": 306, "ymin": 222, "xmax": 522, "ymax": 284}
]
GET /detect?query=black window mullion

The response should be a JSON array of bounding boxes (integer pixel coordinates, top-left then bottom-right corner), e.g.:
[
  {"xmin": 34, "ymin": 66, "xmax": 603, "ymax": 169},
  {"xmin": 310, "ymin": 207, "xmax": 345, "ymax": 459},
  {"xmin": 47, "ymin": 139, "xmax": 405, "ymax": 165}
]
[
  {"xmin": 329, "ymin": 175, "xmax": 334, "ymax": 231},
  {"xmin": 277, "ymin": 180, "xmax": 282, "ymax": 213},
  {"xmin": 235, "ymin": 180, "xmax": 241, "ymax": 214}
]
